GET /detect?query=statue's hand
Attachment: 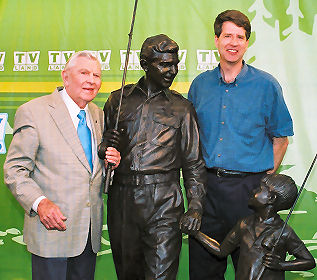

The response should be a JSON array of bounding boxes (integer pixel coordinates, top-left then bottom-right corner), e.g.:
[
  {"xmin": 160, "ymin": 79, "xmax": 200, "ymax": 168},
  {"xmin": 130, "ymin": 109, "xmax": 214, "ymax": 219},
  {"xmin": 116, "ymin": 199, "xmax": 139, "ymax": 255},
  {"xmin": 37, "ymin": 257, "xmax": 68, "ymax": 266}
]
[
  {"xmin": 98, "ymin": 129, "xmax": 121, "ymax": 159},
  {"xmin": 262, "ymin": 253, "xmax": 283, "ymax": 270},
  {"xmin": 179, "ymin": 209, "xmax": 202, "ymax": 236},
  {"xmin": 261, "ymin": 233, "xmax": 276, "ymax": 251}
]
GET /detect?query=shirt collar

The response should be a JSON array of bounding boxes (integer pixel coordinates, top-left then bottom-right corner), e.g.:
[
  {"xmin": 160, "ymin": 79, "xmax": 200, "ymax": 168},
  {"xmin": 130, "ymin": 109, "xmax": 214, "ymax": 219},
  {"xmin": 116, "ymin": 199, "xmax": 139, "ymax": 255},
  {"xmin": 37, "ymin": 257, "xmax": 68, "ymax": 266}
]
[
  {"xmin": 254, "ymin": 213, "xmax": 283, "ymax": 226},
  {"xmin": 217, "ymin": 60, "xmax": 249, "ymax": 85},
  {"xmin": 125, "ymin": 76, "xmax": 171, "ymax": 101},
  {"xmin": 60, "ymin": 88, "xmax": 88, "ymax": 119}
]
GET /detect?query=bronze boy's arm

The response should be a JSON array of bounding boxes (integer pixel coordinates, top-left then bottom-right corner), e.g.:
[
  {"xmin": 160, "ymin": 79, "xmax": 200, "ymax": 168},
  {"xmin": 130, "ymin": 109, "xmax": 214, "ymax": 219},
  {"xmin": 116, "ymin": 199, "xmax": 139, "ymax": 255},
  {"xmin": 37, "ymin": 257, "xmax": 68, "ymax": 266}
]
[
  {"xmin": 263, "ymin": 250, "xmax": 316, "ymax": 271},
  {"xmin": 195, "ymin": 223, "xmax": 241, "ymax": 258},
  {"xmin": 195, "ymin": 232, "xmax": 222, "ymax": 257},
  {"xmin": 262, "ymin": 229, "xmax": 316, "ymax": 272}
]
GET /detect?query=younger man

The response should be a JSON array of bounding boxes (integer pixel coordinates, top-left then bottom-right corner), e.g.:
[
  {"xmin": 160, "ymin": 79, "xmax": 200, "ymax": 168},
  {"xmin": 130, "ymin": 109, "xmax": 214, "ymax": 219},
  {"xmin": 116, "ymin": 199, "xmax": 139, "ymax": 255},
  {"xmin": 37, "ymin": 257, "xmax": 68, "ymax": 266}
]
[{"xmin": 188, "ymin": 10, "xmax": 294, "ymax": 279}]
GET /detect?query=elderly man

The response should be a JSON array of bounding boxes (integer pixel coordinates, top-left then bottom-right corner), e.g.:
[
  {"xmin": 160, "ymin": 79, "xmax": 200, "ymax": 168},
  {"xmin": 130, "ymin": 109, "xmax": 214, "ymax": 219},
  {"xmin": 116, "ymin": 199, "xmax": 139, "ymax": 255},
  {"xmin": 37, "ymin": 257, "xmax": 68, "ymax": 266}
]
[
  {"xmin": 103, "ymin": 34, "xmax": 206, "ymax": 280},
  {"xmin": 3, "ymin": 51, "xmax": 120, "ymax": 280}
]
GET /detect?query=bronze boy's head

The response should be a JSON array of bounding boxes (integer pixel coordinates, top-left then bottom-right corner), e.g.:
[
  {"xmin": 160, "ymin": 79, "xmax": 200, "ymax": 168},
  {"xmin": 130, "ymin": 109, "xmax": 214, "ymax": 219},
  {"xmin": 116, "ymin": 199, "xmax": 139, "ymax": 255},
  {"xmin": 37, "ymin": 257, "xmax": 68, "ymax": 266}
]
[
  {"xmin": 249, "ymin": 174, "xmax": 298, "ymax": 212},
  {"xmin": 262, "ymin": 174, "xmax": 298, "ymax": 211}
]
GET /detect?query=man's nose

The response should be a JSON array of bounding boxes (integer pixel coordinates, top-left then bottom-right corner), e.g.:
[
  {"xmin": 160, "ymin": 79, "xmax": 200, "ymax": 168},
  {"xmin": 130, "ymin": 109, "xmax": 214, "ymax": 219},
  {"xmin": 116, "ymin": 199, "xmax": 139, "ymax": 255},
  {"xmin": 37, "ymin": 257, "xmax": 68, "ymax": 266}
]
[
  {"xmin": 230, "ymin": 36, "xmax": 239, "ymax": 45},
  {"xmin": 87, "ymin": 73, "xmax": 95, "ymax": 83}
]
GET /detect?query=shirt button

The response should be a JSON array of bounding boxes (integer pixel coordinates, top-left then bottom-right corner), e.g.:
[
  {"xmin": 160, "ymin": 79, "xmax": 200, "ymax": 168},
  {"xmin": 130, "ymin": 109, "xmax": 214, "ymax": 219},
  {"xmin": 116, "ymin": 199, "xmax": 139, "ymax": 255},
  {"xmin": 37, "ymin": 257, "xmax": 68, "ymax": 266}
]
[
  {"xmin": 219, "ymin": 138, "xmax": 223, "ymax": 141},
  {"xmin": 86, "ymin": 202, "xmax": 91, "ymax": 207},
  {"xmin": 221, "ymin": 121, "xmax": 225, "ymax": 125},
  {"xmin": 223, "ymin": 105, "xmax": 226, "ymax": 109},
  {"xmin": 225, "ymin": 89, "xmax": 229, "ymax": 93},
  {"xmin": 217, "ymin": 154, "xmax": 221, "ymax": 157}
]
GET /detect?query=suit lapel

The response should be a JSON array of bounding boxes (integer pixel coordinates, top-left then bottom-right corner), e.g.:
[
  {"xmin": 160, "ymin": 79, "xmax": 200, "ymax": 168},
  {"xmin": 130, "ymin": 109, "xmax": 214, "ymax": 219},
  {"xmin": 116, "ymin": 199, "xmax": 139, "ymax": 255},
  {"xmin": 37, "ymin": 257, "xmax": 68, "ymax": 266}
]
[{"xmin": 48, "ymin": 89, "xmax": 92, "ymax": 173}]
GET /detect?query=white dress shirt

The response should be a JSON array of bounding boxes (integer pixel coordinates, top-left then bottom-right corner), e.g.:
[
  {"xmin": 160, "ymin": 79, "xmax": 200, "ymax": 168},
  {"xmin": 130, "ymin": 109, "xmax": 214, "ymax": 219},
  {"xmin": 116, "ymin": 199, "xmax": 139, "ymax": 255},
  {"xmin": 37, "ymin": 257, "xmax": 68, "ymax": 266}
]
[{"xmin": 32, "ymin": 88, "xmax": 96, "ymax": 212}]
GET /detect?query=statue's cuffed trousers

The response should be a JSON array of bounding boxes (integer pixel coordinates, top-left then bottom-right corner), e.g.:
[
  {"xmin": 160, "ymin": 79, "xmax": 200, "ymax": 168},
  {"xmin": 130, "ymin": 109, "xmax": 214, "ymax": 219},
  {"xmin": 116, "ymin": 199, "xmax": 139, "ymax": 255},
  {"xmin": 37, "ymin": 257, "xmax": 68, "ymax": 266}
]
[{"xmin": 107, "ymin": 171, "xmax": 184, "ymax": 280}]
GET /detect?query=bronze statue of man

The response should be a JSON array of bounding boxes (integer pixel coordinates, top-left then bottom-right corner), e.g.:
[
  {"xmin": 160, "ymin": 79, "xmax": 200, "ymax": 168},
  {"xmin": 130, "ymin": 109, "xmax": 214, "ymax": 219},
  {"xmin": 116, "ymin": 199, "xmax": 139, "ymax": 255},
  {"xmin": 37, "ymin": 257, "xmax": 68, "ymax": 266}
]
[
  {"xmin": 103, "ymin": 34, "xmax": 206, "ymax": 279},
  {"xmin": 188, "ymin": 174, "xmax": 315, "ymax": 279}
]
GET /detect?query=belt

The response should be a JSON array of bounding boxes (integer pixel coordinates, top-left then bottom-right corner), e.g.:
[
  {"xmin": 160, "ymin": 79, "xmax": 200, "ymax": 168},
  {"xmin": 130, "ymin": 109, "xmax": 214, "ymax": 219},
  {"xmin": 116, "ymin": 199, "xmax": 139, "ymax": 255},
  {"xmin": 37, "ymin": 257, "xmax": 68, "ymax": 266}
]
[
  {"xmin": 206, "ymin": 168, "xmax": 257, "ymax": 178},
  {"xmin": 113, "ymin": 170, "xmax": 180, "ymax": 186}
]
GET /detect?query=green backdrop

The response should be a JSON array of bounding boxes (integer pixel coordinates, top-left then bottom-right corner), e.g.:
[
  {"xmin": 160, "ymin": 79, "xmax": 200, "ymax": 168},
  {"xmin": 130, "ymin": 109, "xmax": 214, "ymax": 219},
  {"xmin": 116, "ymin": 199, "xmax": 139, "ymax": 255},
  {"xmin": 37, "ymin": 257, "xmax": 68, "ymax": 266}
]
[{"xmin": 0, "ymin": 0, "xmax": 316, "ymax": 279}]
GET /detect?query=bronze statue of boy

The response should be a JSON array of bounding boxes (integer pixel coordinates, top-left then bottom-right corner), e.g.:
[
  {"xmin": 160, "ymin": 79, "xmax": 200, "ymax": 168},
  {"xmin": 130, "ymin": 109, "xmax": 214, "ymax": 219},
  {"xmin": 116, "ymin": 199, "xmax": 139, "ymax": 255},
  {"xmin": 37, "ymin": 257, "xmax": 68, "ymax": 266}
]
[{"xmin": 186, "ymin": 174, "xmax": 315, "ymax": 279}]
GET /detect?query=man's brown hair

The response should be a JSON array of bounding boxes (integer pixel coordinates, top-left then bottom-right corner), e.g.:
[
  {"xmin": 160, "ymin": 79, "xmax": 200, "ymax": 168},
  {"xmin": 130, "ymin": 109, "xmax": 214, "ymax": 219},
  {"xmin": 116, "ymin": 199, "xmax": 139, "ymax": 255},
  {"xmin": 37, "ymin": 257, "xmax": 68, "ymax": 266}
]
[{"xmin": 214, "ymin": 10, "xmax": 251, "ymax": 40}]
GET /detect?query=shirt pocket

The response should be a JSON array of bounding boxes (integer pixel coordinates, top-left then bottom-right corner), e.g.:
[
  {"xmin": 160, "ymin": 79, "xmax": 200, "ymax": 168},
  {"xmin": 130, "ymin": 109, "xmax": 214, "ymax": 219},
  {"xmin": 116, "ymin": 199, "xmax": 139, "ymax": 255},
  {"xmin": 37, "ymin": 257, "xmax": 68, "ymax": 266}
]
[
  {"xmin": 118, "ymin": 112, "xmax": 136, "ymax": 135},
  {"xmin": 231, "ymin": 105, "xmax": 265, "ymax": 135},
  {"xmin": 151, "ymin": 112, "xmax": 180, "ymax": 147}
]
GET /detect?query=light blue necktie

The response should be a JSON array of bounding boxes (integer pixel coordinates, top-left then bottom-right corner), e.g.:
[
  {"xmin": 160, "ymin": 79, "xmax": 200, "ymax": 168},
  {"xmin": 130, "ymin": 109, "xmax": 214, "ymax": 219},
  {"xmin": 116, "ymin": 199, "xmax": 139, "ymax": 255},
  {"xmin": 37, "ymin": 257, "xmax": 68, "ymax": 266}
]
[{"xmin": 77, "ymin": 110, "xmax": 93, "ymax": 171}]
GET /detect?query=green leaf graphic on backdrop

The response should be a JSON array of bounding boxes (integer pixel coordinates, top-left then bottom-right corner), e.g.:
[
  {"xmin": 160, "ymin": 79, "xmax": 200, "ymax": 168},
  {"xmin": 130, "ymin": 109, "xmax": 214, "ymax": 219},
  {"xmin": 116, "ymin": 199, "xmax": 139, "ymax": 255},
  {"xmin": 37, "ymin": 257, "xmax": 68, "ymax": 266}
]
[
  {"xmin": 277, "ymin": 164, "xmax": 295, "ymax": 173},
  {"xmin": 262, "ymin": 0, "xmax": 317, "ymax": 39}
]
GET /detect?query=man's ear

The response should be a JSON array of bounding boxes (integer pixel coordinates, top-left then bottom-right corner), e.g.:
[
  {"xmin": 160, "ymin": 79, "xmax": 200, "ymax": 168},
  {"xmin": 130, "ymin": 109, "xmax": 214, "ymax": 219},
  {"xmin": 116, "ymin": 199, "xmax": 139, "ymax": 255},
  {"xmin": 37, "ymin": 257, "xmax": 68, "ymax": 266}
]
[
  {"xmin": 61, "ymin": 70, "xmax": 68, "ymax": 86},
  {"xmin": 214, "ymin": 35, "xmax": 219, "ymax": 49},
  {"xmin": 140, "ymin": 59, "xmax": 148, "ymax": 72}
]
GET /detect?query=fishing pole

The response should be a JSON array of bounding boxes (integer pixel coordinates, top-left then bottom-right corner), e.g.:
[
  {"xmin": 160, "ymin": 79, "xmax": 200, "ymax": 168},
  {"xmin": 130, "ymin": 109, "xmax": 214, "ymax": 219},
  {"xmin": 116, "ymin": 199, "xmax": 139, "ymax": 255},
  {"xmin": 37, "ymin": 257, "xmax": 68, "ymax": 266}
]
[
  {"xmin": 255, "ymin": 153, "xmax": 317, "ymax": 279},
  {"xmin": 102, "ymin": 0, "xmax": 139, "ymax": 192}
]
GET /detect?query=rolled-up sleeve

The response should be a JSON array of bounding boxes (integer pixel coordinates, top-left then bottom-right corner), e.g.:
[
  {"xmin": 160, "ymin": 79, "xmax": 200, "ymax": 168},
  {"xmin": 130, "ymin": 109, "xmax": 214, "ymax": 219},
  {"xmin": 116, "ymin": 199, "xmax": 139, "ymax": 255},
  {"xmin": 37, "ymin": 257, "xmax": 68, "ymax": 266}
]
[{"xmin": 180, "ymin": 103, "xmax": 207, "ymax": 213}]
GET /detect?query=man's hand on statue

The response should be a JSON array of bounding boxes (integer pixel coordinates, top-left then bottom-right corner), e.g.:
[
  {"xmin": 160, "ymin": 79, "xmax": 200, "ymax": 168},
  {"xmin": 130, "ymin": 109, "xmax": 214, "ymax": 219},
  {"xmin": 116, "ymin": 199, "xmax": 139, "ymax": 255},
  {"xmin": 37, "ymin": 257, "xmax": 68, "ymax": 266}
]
[
  {"xmin": 37, "ymin": 198, "xmax": 67, "ymax": 231},
  {"xmin": 262, "ymin": 253, "xmax": 283, "ymax": 270},
  {"xmin": 98, "ymin": 129, "xmax": 121, "ymax": 159},
  {"xmin": 104, "ymin": 147, "xmax": 121, "ymax": 169},
  {"xmin": 179, "ymin": 208, "xmax": 202, "ymax": 235}
]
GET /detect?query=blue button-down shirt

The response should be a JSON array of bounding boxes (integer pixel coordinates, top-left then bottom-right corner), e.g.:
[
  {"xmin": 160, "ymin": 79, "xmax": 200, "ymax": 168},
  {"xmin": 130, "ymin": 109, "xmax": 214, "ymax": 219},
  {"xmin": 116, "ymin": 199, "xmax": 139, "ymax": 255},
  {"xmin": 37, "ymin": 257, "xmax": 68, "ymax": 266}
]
[{"xmin": 188, "ymin": 63, "xmax": 294, "ymax": 172}]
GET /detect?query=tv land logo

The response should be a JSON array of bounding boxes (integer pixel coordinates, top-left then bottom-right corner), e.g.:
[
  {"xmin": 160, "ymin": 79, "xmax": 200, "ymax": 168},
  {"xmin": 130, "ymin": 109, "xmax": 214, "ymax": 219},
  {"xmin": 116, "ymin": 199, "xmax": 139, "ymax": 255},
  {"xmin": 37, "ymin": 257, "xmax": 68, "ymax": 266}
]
[
  {"xmin": 86, "ymin": 50, "xmax": 111, "ymax": 71},
  {"xmin": 178, "ymin": 50, "xmax": 187, "ymax": 70},
  {"xmin": 120, "ymin": 50, "xmax": 141, "ymax": 71},
  {"xmin": 119, "ymin": 49, "xmax": 187, "ymax": 71},
  {"xmin": 197, "ymin": 50, "xmax": 219, "ymax": 70},
  {"xmin": 0, "ymin": 52, "xmax": 5, "ymax": 71},
  {"xmin": 0, "ymin": 113, "xmax": 8, "ymax": 154},
  {"xmin": 48, "ymin": 50, "xmax": 111, "ymax": 71},
  {"xmin": 1, "ymin": 49, "xmax": 218, "ymax": 73},
  {"xmin": 48, "ymin": 51, "xmax": 75, "ymax": 71},
  {"xmin": 13, "ymin": 51, "xmax": 40, "ymax": 71}
]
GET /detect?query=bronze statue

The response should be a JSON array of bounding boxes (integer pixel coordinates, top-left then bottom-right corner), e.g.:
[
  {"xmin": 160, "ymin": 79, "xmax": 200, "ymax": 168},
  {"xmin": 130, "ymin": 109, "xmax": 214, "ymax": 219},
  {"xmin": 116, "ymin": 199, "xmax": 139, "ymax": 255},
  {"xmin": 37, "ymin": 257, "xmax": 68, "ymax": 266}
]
[
  {"xmin": 185, "ymin": 174, "xmax": 315, "ymax": 279},
  {"xmin": 102, "ymin": 34, "xmax": 206, "ymax": 280}
]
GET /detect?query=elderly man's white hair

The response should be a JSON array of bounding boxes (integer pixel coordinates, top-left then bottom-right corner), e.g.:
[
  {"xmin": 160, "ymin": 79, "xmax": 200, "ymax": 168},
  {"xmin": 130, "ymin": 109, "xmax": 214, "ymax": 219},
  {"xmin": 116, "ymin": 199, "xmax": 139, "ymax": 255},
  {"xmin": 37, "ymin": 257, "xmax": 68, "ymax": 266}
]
[{"xmin": 64, "ymin": 51, "xmax": 100, "ymax": 71}]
